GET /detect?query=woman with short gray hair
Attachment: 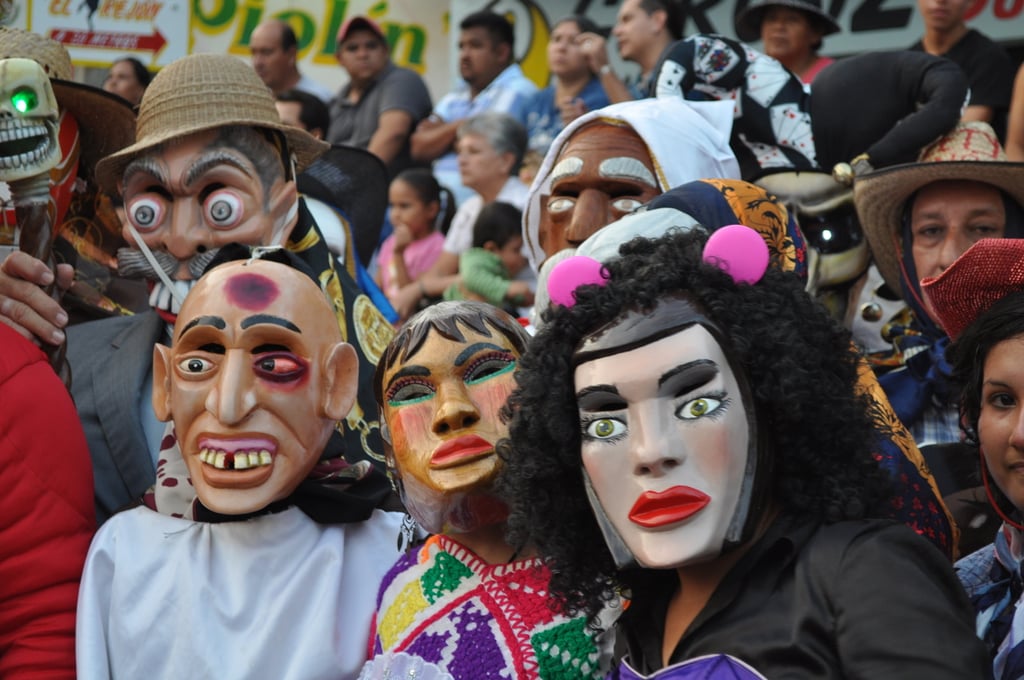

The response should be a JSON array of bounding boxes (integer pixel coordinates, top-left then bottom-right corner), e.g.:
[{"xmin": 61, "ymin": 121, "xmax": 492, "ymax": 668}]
[{"xmin": 391, "ymin": 112, "xmax": 531, "ymax": 319}]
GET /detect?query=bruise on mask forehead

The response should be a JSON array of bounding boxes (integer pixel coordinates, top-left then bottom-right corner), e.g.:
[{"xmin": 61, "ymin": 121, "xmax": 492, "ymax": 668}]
[{"xmin": 225, "ymin": 272, "xmax": 281, "ymax": 310}]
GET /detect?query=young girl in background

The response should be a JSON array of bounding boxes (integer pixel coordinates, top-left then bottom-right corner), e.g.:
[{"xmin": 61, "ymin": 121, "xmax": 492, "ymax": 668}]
[{"xmin": 376, "ymin": 169, "xmax": 454, "ymax": 318}]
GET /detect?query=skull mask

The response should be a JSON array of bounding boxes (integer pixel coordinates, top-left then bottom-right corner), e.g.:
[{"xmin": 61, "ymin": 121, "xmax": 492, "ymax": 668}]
[
  {"xmin": 757, "ymin": 170, "xmax": 868, "ymax": 292},
  {"xmin": 0, "ymin": 58, "xmax": 60, "ymax": 182}
]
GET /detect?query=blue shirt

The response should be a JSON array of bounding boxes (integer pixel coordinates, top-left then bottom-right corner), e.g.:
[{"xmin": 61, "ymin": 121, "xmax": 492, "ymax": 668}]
[
  {"xmin": 431, "ymin": 63, "xmax": 537, "ymax": 205},
  {"xmin": 521, "ymin": 76, "xmax": 610, "ymax": 155}
]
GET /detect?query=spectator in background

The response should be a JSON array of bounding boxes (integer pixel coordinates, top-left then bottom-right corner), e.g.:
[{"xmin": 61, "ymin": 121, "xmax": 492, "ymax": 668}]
[
  {"xmin": 911, "ymin": 0, "xmax": 1015, "ymax": 139},
  {"xmin": 376, "ymin": 168, "xmax": 454, "ymax": 315},
  {"xmin": 734, "ymin": 0, "xmax": 839, "ymax": 84},
  {"xmin": 399, "ymin": 113, "xmax": 529, "ymax": 318},
  {"xmin": 576, "ymin": 0, "xmax": 681, "ymax": 101},
  {"xmin": 328, "ymin": 16, "xmax": 432, "ymax": 178},
  {"xmin": 521, "ymin": 15, "xmax": 611, "ymax": 155},
  {"xmin": 444, "ymin": 201, "xmax": 533, "ymax": 310},
  {"xmin": 102, "ymin": 57, "xmax": 151, "ymax": 108},
  {"xmin": 275, "ymin": 89, "xmax": 330, "ymax": 139},
  {"xmin": 1007, "ymin": 64, "xmax": 1024, "ymax": 161},
  {"xmin": 855, "ymin": 122, "xmax": 1024, "ymax": 447},
  {"xmin": 410, "ymin": 11, "xmax": 537, "ymax": 205},
  {"xmin": 923, "ymin": 239, "xmax": 1024, "ymax": 679},
  {"xmin": 250, "ymin": 19, "xmax": 334, "ymax": 104}
]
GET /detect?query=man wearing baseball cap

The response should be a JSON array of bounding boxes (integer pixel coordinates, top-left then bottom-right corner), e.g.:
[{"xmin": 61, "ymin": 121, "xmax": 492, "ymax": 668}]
[{"xmin": 327, "ymin": 15, "xmax": 432, "ymax": 178}]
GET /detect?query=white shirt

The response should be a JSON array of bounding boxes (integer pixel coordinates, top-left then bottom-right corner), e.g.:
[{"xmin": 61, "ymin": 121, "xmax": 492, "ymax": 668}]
[
  {"xmin": 77, "ymin": 506, "xmax": 404, "ymax": 679},
  {"xmin": 296, "ymin": 73, "xmax": 336, "ymax": 105},
  {"xmin": 443, "ymin": 176, "xmax": 530, "ymax": 255}
]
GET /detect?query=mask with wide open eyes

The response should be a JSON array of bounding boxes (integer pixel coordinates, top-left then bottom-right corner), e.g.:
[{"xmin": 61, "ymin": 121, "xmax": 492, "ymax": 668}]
[{"xmin": 0, "ymin": 58, "xmax": 61, "ymax": 183}]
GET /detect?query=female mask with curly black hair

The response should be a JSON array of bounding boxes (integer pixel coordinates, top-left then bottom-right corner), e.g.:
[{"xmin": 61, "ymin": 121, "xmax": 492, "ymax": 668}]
[
  {"xmin": 498, "ymin": 228, "xmax": 891, "ymax": 622},
  {"xmin": 572, "ymin": 293, "xmax": 768, "ymax": 571}
]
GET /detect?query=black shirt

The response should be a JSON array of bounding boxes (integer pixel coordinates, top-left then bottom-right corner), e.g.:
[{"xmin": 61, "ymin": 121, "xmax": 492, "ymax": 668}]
[
  {"xmin": 911, "ymin": 29, "xmax": 1016, "ymax": 141},
  {"xmin": 617, "ymin": 514, "xmax": 991, "ymax": 679},
  {"xmin": 809, "ymin": 51, "xmax": 968, "ymax": 170}
]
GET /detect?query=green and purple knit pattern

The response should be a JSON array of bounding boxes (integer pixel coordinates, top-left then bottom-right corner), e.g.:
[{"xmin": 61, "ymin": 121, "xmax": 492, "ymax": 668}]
[{"xmin": 371, "ymin": 535, "xmax": 603, "ymax": 679}]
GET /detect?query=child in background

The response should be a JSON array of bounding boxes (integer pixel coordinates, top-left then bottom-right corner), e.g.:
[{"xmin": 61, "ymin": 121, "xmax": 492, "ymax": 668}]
[
  {"xmin": 518, "ymin": 149, "xmax": 543, "ymax": 186},
  {"xmin": 376, "ymin": 169, "xmax": 454, "ymax": 311},
  {"xmin": 444, "ymin": 202, "xmax": 533, "ymax": 311}
]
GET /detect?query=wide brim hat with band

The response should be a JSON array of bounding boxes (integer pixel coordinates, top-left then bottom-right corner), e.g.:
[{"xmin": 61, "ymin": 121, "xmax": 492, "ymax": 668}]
[
  {"xmin": 854, "ymin": 122, "xmax": 1024, "ymax": 295},
  {"xmin": 0, "ymin": 26, "xmax": 136, "ymax": 177},
  {"xmin": 921, "ymin": 238, "xmax": 1024, "ymax": 341},
  {"xmin": 96, "ymin": 53, "xmax": 329, "ymax": 193},
  {"xmin": 735, "ymin": 0, "xmax": 840, "ymax": 42},
  {"xmin": 297, "ymin": 144, "xmax": 388, "ymax": 268}
]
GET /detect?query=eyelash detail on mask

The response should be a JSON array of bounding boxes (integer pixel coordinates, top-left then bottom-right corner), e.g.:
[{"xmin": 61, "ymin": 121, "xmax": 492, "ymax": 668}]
[
  {"xmin": 676, "ymin": 391, "xmax": 730, "ymax": 421},
  {"xmin": 464, "ymin": 351, "xmax": 517, "ymax": 385},
  {"xmin": 579, "ymin": 391, "xmax": 732, "ymax": 443},
  {"xmin": 579, "ymin": 413, "xmax": 628, "ymax": 444},
  {"xmin": 386, "ymin": 377, "xmax": 435, "ymax": 406}
]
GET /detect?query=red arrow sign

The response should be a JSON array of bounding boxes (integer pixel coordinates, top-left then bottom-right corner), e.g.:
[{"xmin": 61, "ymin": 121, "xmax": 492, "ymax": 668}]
[{"xmin": 49, "ymin": 28, "xmax": 166, "ymax": 53}]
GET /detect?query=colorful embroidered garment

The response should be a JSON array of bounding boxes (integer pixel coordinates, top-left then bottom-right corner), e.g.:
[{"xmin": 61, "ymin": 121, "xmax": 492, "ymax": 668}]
[{"xmin": 370, "ymin": 534, "xmax": 605, "ymax": 680}]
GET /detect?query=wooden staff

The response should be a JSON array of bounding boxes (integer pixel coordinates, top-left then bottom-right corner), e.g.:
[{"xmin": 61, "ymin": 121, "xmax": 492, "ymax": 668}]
[{"xmin": 12, "ymin": 172, "xmax": 70, "ymax": 386}]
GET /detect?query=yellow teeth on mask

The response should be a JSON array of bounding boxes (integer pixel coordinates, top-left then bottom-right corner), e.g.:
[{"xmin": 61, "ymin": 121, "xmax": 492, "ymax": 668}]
[{"xmin": 198, "ymin": 448, "xmax": 273, "ymax": 470}]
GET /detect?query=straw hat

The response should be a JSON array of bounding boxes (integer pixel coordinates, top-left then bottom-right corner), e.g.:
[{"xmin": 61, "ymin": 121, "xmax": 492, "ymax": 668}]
[
  {"xmin": 854, "ymin": 122, "xmax": 1024, "ymax": 294},
  {"xmin": 735, "ymin": 0, "xmax": 840, "ymax": 42},
  {"xmin": 95, "ymin": 53, "xmax": 328, "ymax": 193},
  {"xmin": 0, "ymin": 27, "xmax": 135, "ymax": 177},
  {"xmin": 920, "ymin": 239, "xmax": 1024, "ymax": 341}
]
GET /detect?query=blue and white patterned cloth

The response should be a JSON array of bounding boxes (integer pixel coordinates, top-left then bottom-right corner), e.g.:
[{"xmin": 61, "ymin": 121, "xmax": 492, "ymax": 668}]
[{"xmin": 957, "ymin": 524, "xmax": 1024, "ymax": 680}]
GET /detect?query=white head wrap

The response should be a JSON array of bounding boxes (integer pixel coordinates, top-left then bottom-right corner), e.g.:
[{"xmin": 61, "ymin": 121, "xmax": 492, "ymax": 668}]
[{"xmin": 522, "ymin": 97, "xmax": 739, "ymax": 270}]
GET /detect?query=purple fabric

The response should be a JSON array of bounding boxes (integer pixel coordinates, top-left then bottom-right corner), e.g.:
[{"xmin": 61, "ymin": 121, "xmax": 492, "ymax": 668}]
[
  {"xmin": 405, "ymin": 600, "xmax": 510, "ymax": 678},
  {"xmin": 612, "ymin": 654, "xmax": 767, "ymax": 680}
]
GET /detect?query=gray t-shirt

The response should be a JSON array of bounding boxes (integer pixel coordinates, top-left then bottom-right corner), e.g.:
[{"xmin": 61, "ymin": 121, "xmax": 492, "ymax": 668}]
[{"xmin": 327, "ymin": 63, "xmax": 432, "ymax": 177}]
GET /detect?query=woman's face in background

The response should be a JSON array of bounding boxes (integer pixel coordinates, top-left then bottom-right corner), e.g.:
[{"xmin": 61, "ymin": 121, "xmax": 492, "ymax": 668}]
[
  {"xmin": 104, "ymin": 60, "xmax": 146, "ymax": 106},
  {"xmin": 978, "ymin": 334, "xmax": 1024, "ymax": 513},
  {"xmin": 547, "ymin": 20, "xmax": 590, "ymax": 79}
]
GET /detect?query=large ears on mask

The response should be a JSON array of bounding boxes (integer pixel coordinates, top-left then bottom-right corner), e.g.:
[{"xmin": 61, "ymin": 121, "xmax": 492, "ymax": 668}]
[
  {"xmin": 152, "ymin": 344, "xmax": 173, "ymax": 422},
  {"xmin": 322, "ymin": 342, "xmax": 359, "ymax": 421}
]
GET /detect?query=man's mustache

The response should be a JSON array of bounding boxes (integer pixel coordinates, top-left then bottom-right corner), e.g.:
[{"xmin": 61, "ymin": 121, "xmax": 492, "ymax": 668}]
[{"xmin": 116, "ymin": 247, "xmax": 221, "ymax": 281}]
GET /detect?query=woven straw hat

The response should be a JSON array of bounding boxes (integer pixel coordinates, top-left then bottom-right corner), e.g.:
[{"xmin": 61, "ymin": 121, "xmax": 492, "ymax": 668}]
[
  {"xmin": 96, "ymin": 53, "xmax": 328, "ymax": 193},
  {"xmin": 854, "ymin": 122, "xmax": 1024, "ymax": 294},
  {"xmin": 735, "ymin": 0, "xmax": 840, "ymax": 42},
  {"xmin": 0, "ymin": 26, "xmax": 135, "ymax": 177},
  {"xmin": 921, "ymin": 238, "xmax": 1024, "ymax": 340}
]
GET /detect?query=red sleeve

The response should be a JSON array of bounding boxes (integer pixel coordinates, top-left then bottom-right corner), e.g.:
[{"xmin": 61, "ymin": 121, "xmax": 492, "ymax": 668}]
[{"xmin": 0, "ymin": 326, "xmax": 95, "ymax": 678}]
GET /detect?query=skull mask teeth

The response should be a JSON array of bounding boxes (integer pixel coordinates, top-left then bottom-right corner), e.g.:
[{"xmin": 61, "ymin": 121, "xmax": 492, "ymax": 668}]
[{"xmin": 0, "ymin": 58, "xmax": 61, "ymax": 182}]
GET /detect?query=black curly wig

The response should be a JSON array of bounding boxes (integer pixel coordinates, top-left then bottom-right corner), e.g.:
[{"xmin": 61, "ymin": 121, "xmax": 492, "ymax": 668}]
[{"xmin": 497, "ymin": 229, "xmax": 893, "ymax": 622}]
